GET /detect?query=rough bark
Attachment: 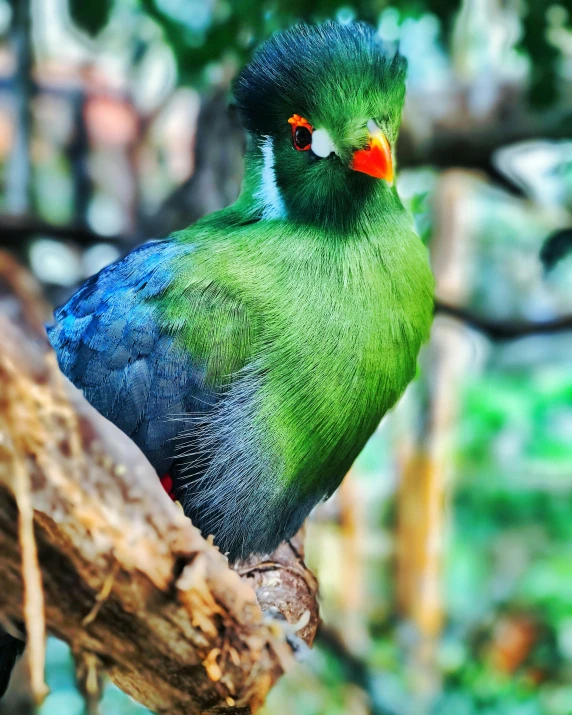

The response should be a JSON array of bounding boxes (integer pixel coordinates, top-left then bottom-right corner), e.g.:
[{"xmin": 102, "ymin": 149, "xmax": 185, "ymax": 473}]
[{"xmin": 0, "ymin": 251, "xmax": 319, "ymax": 714}]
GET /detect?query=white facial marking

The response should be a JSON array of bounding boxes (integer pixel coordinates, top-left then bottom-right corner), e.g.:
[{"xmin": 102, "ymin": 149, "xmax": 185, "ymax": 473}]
[
  {"xmin": 256, "ymin": 137, "xmax": 287, "ymax": 219},
  {"xmin": 367, "ymin": 119, "xmax": 383, "ymax": 137},
  {"xmin": 311, "ymin": 128, "xmax": 336, "ymax": 158}
]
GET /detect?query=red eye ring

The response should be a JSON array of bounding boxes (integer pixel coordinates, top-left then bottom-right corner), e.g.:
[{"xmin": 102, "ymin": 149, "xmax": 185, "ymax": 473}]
[{"xmin": 288, "ymin": 114, "xmax": 313, "ymax": 151}]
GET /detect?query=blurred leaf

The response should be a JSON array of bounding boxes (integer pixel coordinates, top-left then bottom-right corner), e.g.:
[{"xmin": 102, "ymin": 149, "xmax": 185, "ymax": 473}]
[{"xmin": 68, "ymin": 0, "xmax": 114, "ymax": 36}]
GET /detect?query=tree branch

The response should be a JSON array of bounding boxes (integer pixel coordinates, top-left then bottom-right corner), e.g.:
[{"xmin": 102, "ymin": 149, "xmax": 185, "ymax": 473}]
[
  {"xmin": 0, "ymin": 252, "xmax": 319, "ymax": 714},
  {"xmin": 435, "ymin": 299, "xmax": 572, "ymax": 340},
  {"xmin": 0, "ymin": 215, "xmax": 129, "ymax": 250},
  {"xmin": 398, "ymin": 106, "xmax": 572, "ymax": 179}
]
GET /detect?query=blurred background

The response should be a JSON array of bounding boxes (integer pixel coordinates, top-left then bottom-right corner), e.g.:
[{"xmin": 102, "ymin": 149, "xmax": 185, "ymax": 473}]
[{"xmin": 0, "ymin": 0, "xmax": 572, "ymax": 714}]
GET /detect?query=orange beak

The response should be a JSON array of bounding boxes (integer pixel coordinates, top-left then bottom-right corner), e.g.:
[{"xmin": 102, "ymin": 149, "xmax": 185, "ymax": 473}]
[{"xmin": 350, "ymin": 129, "xmax": 393, "ymax": 183}]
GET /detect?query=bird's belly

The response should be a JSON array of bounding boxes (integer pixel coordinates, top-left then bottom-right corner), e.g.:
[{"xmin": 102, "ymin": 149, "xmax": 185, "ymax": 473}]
[
  {"xmin": 260, "ymin": 311, "xmax": 419, "ymax": 497},
  {"xmin": 177, "ymin": 275, "xmax": 431, "ymax": 560}
]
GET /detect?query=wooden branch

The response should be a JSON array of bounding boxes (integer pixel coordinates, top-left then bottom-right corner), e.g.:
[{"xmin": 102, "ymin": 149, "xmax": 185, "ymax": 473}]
[
  {"xmin": 0, "ymin": 215, "xmax": 129, "ymax": 250},
  {"xmin": 0, "ymin": 251, "xmax": 319, "ymax": 714}
]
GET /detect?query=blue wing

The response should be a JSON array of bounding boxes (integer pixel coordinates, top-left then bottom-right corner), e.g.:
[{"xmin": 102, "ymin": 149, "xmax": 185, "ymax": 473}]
[{"xmin": 48, "ymin": 240, "xmax": 214, "ymax": 474}]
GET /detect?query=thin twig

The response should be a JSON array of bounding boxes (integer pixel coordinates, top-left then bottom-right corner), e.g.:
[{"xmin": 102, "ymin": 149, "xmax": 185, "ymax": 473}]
[
  {"xmin": 5, "ymin": 355, "xmax": 48, "ymax": 703},
  {"xmin": 82, "ymin": 562, "xmax": 120, "ymax": 627},
  {"xmin": 435, "ymin": 300, "xmax": 572, "ymax": 340},
  {"xmin": 0, "ymin": 215, "xmax": 129, "ymax": 248}
]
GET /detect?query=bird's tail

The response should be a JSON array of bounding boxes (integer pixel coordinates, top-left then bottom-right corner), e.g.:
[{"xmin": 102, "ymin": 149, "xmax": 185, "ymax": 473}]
[{"xmin": 0, "ymin": 627, "xmax": 25, "ymax": 699}]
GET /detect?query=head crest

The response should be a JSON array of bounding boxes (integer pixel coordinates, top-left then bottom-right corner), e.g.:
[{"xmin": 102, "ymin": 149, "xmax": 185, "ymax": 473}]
[{"xmin": 234, "ymin": 22, "xmax": 406, "ymax": 136}]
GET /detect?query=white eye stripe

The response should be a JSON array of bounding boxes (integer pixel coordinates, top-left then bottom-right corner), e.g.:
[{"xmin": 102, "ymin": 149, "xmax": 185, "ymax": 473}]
[
  {"xmin": 311, "ymin": 128, "xmax": 336, "ymax": 158},
  {"xmin": 256, "ymin": 137, "xmax": 287, "ymax": 219}
]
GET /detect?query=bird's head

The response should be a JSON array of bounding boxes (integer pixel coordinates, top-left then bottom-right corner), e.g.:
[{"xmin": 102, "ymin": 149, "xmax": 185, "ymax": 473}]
[{"xmin": 234, "ymin": 22, "xmax": 407, "ymax": 228}]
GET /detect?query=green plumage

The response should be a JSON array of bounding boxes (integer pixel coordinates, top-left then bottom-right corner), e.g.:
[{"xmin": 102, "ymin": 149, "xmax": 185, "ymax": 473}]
[{"xmin": 49, "ymin": 22, "xmax": 434, "ymax": 560}]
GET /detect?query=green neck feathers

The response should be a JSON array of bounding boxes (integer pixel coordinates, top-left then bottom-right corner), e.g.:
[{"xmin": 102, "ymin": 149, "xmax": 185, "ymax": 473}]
[{"xmin": 221, "ymin": 136, "xmax": 406, "ymax": 235}]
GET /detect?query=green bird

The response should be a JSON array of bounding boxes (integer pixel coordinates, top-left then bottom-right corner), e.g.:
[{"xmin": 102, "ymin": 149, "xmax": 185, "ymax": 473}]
[{"xmin": 48, "ymin": 21, "xmax": 434, "ymax": 563}]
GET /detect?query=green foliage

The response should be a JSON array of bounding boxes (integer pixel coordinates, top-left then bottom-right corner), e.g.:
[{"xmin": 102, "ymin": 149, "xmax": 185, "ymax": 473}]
[
  {"xmin": 57, "ymin": 0, "xmax": 572, "ymax": 109},
  {"xmin": 67, "ymin": 0, "xmax": 114, "ymax": 36},
  {"xmin": 133, "ymin": 0, "xmax": 388, "ymax": 84},
  {"xmin": 520, "ymin": 0, "xmax": 560, "ymax": 107}
]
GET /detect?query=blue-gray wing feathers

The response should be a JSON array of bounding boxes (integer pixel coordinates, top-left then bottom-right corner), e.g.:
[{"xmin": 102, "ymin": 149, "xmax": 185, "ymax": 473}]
[{"xmin": 48, "ymin": 240, "xmax": 213, "ymax": 474}]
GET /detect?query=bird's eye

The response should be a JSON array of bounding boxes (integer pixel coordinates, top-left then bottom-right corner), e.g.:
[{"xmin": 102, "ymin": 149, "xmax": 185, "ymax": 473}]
[
  {"xmin": 288, "ymin": 114, "xmax": 313, "ymax": 151},
  {"xmin": 294, "ymin": 126, "xmax": 312, "ymax": 150}
]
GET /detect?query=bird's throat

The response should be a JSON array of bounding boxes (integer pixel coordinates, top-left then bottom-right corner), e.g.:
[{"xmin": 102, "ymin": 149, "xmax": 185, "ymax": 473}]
[{"xmin": 238, "ymin": 140, "xmax": 402, "ymax": 234}]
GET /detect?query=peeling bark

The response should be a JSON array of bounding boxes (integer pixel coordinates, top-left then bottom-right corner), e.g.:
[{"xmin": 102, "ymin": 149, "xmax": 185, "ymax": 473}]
[{"xmin": 0, "ymin": 252, "xmax": 319, "ymax": 714}]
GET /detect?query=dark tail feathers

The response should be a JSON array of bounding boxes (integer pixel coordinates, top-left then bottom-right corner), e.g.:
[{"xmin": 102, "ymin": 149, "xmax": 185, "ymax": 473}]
[{"xmin": 0, "ymin": 628, "xmax": 25, "ymax": 699}]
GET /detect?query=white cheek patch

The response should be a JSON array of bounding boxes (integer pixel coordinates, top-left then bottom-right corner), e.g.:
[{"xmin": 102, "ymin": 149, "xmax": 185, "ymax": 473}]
[
  {"xmin": 311, "ymin": 128, "xmax": 336, "ymax": 158},
  {"xmin": 367, "ymin": 119, "xmax": 383, "ymax": 138}
]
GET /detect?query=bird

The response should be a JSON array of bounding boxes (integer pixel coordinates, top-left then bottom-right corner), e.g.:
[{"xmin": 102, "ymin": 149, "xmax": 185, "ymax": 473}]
[
  {"xmin": 49, "ymin": 22, "xmax": 433, "ymax": 564},
  {"xmin": 1, "ymin": 22, "xmax": 434, "ymax": 698}
]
